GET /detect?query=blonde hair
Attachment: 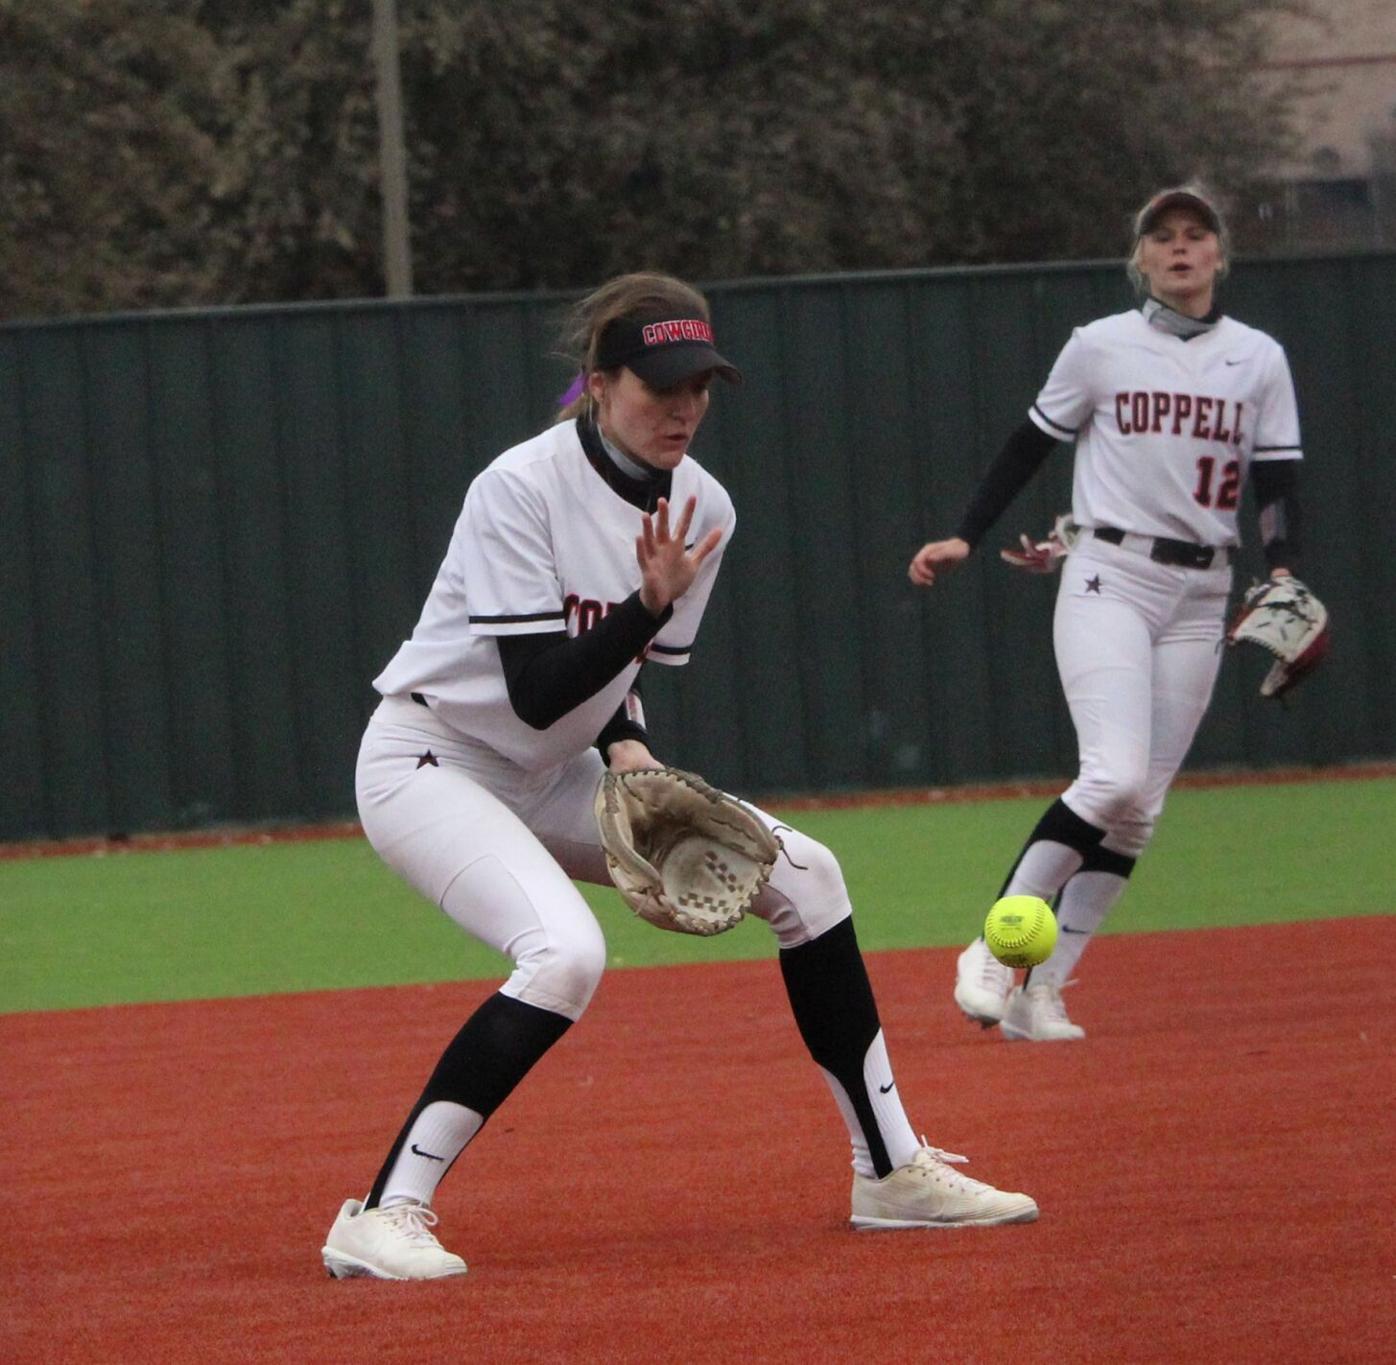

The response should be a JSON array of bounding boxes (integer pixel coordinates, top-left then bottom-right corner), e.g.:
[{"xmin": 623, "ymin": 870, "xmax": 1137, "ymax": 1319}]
[
  {"xmin": 554, "ymin": 272, "xmax": 713, "ymax": 423},
  {"xmin": 1126, "ymin": 183, "xmax": 1230, "ymax": 296}
]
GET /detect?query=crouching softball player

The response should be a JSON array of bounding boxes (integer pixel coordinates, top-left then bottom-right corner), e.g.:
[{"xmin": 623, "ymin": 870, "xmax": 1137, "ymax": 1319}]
[
  {"xmin": 322, "ymin": 271, "xmax": 1035, "ymax": 1280},
  {"xmin": 909, "ymin": 186, "xmax": 1309, "ymax": 1042}
]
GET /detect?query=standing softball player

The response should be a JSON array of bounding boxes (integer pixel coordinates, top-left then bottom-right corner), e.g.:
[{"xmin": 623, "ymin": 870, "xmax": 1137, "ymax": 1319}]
[
  {"xmin": 321, "ymin": 272, "xmax": 1036, "ymax": 1280},
  {"xmin": 908, "ymin": 186, "xmax": 1309, "ymax": 1042}
]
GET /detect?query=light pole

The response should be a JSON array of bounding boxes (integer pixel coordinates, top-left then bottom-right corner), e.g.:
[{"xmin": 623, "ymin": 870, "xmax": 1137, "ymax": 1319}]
[{"xmin": 371, "ymin": 0, "xmax": 413, "ymax": 297}]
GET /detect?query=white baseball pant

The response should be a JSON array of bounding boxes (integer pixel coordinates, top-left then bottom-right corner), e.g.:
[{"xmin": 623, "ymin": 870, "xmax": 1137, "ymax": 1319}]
[
  {"xmin": 1052, "ymin": 536, "xmax": 1231, "ymax": 856},
  {"xmin": 354, "ymin": 695, "xmax": 853, "ymax": 1022}
]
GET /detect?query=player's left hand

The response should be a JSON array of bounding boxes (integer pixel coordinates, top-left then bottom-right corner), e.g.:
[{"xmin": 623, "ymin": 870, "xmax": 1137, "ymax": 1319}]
[
  {"xmin": 637, "ymin": 495, "xmax": 721, "ymax": 616},
  {"xmin": 1226, "ymin": 574, "xmax": 1330, "ymax": 699}
]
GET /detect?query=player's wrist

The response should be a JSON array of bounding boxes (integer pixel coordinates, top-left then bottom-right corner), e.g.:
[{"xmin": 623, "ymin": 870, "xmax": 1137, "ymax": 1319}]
[
  {"xmin": 606, "ymin": 739, "xmax": 658, "ymax": 772},
  {"xmin": 637, "ymin": 585, "xmax": 679, "ymax": 620}
]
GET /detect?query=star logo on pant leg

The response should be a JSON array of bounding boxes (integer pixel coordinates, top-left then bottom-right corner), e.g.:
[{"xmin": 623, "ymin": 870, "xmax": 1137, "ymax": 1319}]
[
  {"xmin": 416, "ymin": 750, "xmax": 439, "ymax": 769},
  {"xmin": 1085, "ymin": 575, "xmax": 1103, "ymax": 594}
]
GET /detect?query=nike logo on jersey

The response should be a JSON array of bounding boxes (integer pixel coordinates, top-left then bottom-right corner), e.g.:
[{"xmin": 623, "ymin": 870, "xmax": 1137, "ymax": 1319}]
[
  {"xmin": 416, "ymin": 751, "xmax": 439, "ymax": 769},
  {"xmin": 878, "ymin": 1081, "xmax": 896, "ymax": 1094},
  {"xmin": 1060, "ymin": 925, "xmax": 1090, "ymax": 934},
  {"xmin": 1224, "ymin": 358, "xmax": 1244, "ymax": 366},
  {"xmin": 410, "ymin": 1143, "xmax": 446, "ymax": 1162},
  {"xmin": 1085, "ymin": 575, "xmax": 1103, "ymax": 594}
]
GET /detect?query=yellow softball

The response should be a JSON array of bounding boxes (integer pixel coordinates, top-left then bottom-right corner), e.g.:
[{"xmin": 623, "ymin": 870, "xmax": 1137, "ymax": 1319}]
[{"xmin": 983, "ymin": 895, "xmax": 1058, "ymax": 968}]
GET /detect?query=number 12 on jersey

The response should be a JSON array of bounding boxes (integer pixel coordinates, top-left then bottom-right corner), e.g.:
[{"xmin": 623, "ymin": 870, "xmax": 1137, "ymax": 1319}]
[{"xmin": 1193, "ymin": 455, "xmax": 1240, "ymax": 509}]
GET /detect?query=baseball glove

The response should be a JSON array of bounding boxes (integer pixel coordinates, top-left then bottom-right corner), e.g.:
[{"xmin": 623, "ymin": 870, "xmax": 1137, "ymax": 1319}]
[
  {"xmin": 593, "ymin": 767, "xmax": 781, "ymax": 936},
  {"xmin": 1000, "ymin": 515, "xmax": 1077, "ymax": 574},
  {"xmin": 1226, "ymin": 575, "xmax": 1330, "ymax": 699}
]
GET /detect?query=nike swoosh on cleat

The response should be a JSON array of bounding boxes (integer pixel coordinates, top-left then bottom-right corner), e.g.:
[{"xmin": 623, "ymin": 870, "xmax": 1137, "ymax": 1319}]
[{"xmin": 410, "ymin": 1143, "xmax": 446, "ymax": 1162}]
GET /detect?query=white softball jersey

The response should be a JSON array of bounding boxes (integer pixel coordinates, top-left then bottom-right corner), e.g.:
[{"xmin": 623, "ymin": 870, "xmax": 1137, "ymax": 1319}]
[
  {"xmin": 372, "ymin": 419, "xmax": 735, "ymax": 771},
  {"xmin": 1030, "ymin": 310, "xmax": 1302, "ymax": 546}
]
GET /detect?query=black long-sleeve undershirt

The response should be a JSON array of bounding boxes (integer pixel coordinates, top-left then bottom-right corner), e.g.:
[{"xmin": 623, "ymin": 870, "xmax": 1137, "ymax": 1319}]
[
  {"xmin": 495, "ymin": 590, "xmax": 669, "ymax": 731},
  {"xmin": 593, "ymin": 689, "xmax": 649, "ymax": 757},
  {"xmin": 953, "ymin": 419, "xmax": 1060, "ymax": 548},
  {"xmin": 1250, "ymin": 459, "xmax": 1302, "ymax": 570}
]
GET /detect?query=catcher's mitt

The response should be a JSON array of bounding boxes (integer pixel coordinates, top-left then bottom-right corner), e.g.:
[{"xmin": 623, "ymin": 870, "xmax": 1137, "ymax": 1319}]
[
  {"xmin": 1226, "ymin": 575, "xmax": 1330, "ymax": 699},
  {"xmin": 594, "ymin": 767, "xmax": 781, "ymax": 936}
]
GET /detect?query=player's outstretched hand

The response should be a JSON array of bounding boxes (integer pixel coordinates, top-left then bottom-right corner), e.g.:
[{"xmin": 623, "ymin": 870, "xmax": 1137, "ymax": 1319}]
[
  {"xmin": 637, "ymin": 495, "xmax": 721, "ymax": 616},
  {"xmin": 908, "ymin": 537, "xmax": 971, "ymax": 587}
]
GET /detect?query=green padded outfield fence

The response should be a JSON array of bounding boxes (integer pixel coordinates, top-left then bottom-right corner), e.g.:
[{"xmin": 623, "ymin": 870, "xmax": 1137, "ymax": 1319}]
[{"xmin": 3, "ymin": 254, "xmax": 1393, "ymax": 841}]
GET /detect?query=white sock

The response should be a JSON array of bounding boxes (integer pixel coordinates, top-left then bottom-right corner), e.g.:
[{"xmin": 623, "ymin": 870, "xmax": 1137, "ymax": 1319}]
[
  {"xmin": 1002, "ymin": 840, "xmax": 1086, "ymax": 904},
  {"xmin": 818, "ymin": 1030, "xmax": 920, "ymax": 1179},
  {"xmin": 378, "ymin": 1100, "xmax": 484, "ymax": 1209},
  {"xmin": 1032, "ymin": 870, "xmax": 1129, "ymax": 989}
]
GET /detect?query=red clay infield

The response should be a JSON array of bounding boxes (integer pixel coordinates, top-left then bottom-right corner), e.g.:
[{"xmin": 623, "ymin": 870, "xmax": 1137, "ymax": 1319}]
[{"xmin": 2, "ymin": 920, "xmax": 1392, "ymax": 1363}]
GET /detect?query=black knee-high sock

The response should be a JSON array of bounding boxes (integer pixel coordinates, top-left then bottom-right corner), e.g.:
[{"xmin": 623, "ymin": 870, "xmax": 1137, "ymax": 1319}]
[
  {"xmin": 366, "ymin": 992, "xmax": 571, "ymax": 1208},
  {"xmin": 996, "ymin": 796, "xmax": 1109, "ymax": 897},
  {"xmin": 779, "ymin": 918, "xmax": 894, "ymax": 1176}
]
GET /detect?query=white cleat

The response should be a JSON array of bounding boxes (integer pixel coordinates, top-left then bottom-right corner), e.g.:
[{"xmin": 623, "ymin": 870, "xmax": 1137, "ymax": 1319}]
[
  {"xmin": 953, "ymin": 937, "xmax": 1014, "ymax": 1026},
  {"xmin": 1000, "ymin": 980, "xmax": 1085, "ymax": 1042},
  {"xmin": 321, "ymin": 1198, "xmax": 468, "ymax": 1280},
  {"xmin": 851, "ymin": 1143, "xmax": 1039, "ymax": 1229}
]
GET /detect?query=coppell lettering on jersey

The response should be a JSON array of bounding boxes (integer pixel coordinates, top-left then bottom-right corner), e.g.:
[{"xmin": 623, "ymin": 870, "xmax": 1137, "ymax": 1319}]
[{"xmin": 1114, "ymin": 392, "xmax": 1243, "ymax": 446}]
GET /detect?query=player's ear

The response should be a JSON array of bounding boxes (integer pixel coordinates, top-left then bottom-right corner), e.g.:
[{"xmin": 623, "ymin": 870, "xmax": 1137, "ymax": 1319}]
[{"xmin": 586, "ymin": 369, "xmax": 608, "ymax": 407}]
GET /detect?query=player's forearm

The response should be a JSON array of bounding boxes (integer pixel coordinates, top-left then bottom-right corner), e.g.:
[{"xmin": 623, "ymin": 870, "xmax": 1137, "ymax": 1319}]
[
  {"xmin": 596, "ymin": 684, "xmax": 651, "ymax": 764},
  {"xmin": 496, "ymin": 592, "xmax": 671, "ymax": 730},
  {"xmin": 1251, "ymin": 459, "xmax": 1302, "ymax": 571},
  {"xmin": 954, "ymin": 420, "xmax": 1059, "ymax": 548}
]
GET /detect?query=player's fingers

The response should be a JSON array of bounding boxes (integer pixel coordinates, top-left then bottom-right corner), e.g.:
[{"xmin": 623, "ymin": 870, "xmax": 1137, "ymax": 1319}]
[
  {"xmin": 908, "ymin": 548, "xmax": 940, "ymax": 586},
  {"xmin": 653, "ymin": 497, "xmax": 671, "ymax": 542},
  {"xmin": 688, "ymin": 525, "xmax": 722, "ymax": 566},
  {"xmin": 672, "ymin": 494, "xmax": 698, "ymax": 542}
]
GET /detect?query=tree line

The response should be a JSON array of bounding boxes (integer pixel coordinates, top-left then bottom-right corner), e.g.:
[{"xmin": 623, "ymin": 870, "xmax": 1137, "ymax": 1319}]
[{"xmin": 0, "ymin": 0, "xmax": 1307, "ymax": 320}]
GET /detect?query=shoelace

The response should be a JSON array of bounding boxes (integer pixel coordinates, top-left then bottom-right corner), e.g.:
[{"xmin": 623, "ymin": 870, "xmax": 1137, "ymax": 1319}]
[
  {"xmin": 909, "ymin": 1140, "xmax": 995, "ymax": 1195},
  {"xmin": 377, "ymin": 1202, "xmax": 444, "ymax": 1246}
]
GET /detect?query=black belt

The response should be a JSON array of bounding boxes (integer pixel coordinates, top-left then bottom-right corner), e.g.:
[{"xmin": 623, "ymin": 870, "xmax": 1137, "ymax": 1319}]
[{"xmin": 1090, "ymin": 526, "xmax": 1235, "ymax": 570}]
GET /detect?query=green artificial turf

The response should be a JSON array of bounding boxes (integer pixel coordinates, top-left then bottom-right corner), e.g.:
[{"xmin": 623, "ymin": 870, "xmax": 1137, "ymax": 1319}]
[{"xmin": 2, "ymin": 776, "xmax": 1391, "ymax": 1013}]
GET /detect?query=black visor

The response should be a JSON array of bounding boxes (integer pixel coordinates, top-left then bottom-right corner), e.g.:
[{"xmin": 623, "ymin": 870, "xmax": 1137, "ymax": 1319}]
[{"xmin": 594, "ymin": 315, "xmax": 743, "ymax": 388}]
